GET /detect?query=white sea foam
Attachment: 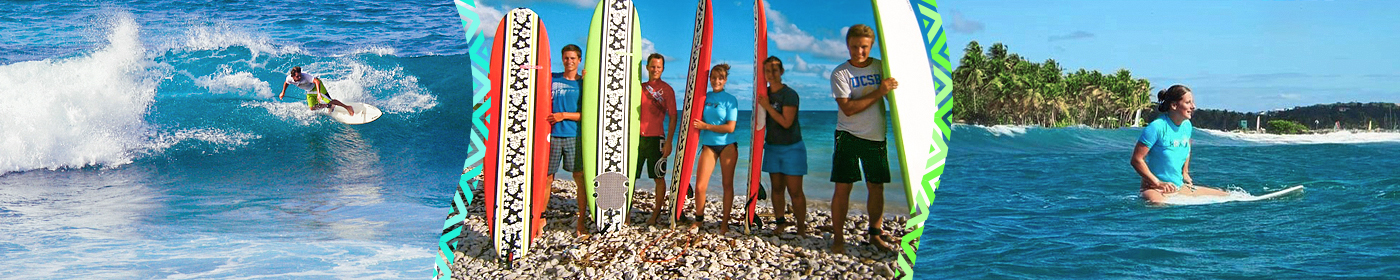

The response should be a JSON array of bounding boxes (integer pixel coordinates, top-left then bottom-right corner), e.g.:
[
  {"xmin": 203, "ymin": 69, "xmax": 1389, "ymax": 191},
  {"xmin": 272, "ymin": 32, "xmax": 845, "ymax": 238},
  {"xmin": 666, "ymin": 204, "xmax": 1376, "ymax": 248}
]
[
  {"xmin": 193, "ymin": 66, "xmax": 273, "ymax": 98},
  {"xmin": 174, "ymin": 24, "xmax": 302, "ymax": 57},
  {"xmin": 0, "ymin": 15, "xmax": 162, "ymax": 174},
  {"xmin": 1200, "ymin": 129, "xmax": 1400, "ymax": 145},
  {"xmin": 983, "ymin": 125, "xmax": 1034, "ymax": 137}
]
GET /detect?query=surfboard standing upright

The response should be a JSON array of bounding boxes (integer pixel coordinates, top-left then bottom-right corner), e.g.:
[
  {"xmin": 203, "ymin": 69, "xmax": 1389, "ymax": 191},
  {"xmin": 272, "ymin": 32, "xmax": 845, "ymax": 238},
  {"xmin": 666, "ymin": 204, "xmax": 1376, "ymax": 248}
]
[
  {"xmin": 742, "ymin": 0, "xmax": 768, "ymax": 235},
  {"xmin": 483, "ymin": 8, "xmax": 553, "ymax": 268},
  {"xmin": 667, "ymin": 0, "xmax": 713, "ymax": 228},
  {"xmin": 871, "ymin": 0, "xmax": 942, "ymax": 218},
  {"xmin": 582, "ymin": 0, "xmax": 643, "ymax": 233}
]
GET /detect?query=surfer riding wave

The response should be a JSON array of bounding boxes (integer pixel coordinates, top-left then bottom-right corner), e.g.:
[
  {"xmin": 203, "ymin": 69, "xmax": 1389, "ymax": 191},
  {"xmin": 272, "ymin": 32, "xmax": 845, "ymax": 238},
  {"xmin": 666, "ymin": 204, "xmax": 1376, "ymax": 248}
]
[{"xmin": 279, "ymin": 66, "xmax": 355, "ymax": 116}]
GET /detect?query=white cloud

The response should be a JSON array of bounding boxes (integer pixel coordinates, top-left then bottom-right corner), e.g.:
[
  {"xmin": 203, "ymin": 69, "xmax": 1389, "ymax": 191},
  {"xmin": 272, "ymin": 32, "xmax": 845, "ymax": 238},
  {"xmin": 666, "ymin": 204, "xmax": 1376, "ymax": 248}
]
[
  {"xmin": 764, "ymin": 1, "xmax": 849, "ymax": 61},
  {"xmin": 791, "ymin": 54, "xmax": 835, "ymax": 74},
  {"xmin": 465, "ymin": 0, "xmax": 505, "ymax": 38},
  {"xmin": 947, "ymin": 10, "xmax": 985, "ymax": 34}
]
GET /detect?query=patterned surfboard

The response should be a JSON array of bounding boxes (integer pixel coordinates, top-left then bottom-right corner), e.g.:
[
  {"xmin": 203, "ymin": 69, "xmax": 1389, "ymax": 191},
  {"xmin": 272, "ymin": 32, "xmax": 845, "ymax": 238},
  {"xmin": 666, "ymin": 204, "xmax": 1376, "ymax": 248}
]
[
  {"xmin": 582, "ymin": 0, "xmax": 643, "ymax": 233},
  {"xmin": 873, "ymin": 0, "xmax": 953, "ymax": 277},
  {"xmin": 483, "ymin": 8, "xmax": 552, "ymax": 267},
  {"xmin": 667, "ymin": 0, "xmax": 713, "ymax": 227}
]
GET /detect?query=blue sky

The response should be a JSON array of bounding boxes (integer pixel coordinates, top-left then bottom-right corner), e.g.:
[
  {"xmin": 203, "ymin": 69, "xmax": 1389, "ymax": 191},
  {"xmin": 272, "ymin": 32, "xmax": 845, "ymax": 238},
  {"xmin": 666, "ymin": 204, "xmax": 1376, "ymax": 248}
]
[
  {"xmin": 469, "ymin": 0, "xmax": 882, "ymax": 111},
  {"xmin": 940, "ymin": 0, "xmax": 1400, "ymax": 112}
]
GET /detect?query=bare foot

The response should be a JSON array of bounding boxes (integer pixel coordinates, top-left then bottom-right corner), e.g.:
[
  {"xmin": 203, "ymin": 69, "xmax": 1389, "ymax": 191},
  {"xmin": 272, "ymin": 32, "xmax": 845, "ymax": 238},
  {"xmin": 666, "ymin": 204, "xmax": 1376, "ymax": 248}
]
[
  {"xmin": 831, "ymin": 240, "xmax": 846, "ymax": 254},
  {"xmin": 772, "ymin": 221, "xmax": 793, "ymax": 235},
  {"xmin": 869, "ymin": 233, "xmax": 895, "ymax": 252}
]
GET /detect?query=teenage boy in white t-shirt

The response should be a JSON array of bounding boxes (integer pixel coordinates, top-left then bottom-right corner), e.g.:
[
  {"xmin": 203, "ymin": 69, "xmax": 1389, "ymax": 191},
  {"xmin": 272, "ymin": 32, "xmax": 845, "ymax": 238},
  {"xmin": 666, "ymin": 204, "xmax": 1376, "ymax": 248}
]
[{"xmin": 828, "ymin": 23, "xmax": 898, "ymax": 253}]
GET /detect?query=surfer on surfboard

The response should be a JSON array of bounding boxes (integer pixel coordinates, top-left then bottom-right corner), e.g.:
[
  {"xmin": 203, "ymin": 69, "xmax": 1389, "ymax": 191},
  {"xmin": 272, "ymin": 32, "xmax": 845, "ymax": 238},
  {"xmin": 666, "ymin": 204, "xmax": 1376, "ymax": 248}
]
[
  {"xmin": 1131, "ymin": 84, "xmax": 1230, "ymax": 204},
  {"xmin": 278, "ymin": 66, "xmax": 354, "ymax": 116}
]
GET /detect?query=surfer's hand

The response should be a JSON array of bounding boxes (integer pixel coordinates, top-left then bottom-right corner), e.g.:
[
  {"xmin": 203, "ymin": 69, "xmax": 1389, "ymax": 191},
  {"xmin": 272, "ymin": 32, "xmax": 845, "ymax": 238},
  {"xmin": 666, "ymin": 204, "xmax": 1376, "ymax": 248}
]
[
  {"xmin": 755, "ymin": 92, "xmax": 768, "ymax": 105},
  {"xmin": 661, "ymin": 142, "xmax": 672, "ymax": 157},
  {"xmin": 547, "ymin": 113, "xmax": 559, "ymax": 124},
  {"xmin": 1156, "ymin": 182, "xmax": 1178, "ymax": 193},
  {"xmin": 692, "ymin": 119, "xmax": 708, "ymax": 131}
]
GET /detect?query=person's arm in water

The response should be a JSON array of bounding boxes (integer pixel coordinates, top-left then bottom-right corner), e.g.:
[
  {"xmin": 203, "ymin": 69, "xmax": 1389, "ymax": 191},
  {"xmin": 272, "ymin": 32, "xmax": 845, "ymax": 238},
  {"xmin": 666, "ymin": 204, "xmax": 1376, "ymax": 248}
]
[
  {"xmin": 278, "ymin": 82, "xmax": 290, "ymax": 99},
  {"xmin": 1131, "ymin": 143, "xmax": 1178, "ymax": 193},
  {"xmin": 835, "ymin": 78, "xmax": 897, "ymax": 117}
]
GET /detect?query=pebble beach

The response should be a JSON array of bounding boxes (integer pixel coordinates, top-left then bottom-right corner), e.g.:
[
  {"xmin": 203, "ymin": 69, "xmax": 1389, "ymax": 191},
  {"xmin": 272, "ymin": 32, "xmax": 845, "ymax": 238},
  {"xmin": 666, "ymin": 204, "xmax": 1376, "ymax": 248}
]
[{"xmin": 447, "ymin": 180, "xmax": 915, "ymax": 279}]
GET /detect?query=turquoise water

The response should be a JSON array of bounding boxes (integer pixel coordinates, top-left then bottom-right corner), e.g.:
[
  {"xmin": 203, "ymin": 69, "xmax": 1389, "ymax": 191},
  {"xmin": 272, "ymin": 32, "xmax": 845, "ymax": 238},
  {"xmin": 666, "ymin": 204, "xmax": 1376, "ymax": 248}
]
[
  {"xmin": 915, "ymin": 124, "xmax": 1400, "ymax": 278},
  {"xmin": 0, "ymin": 1, "xmax": 921, "ymax": 278},
  {"xmin": 1, "ymin": 1, "xmax": 467, "ymax": 277}
]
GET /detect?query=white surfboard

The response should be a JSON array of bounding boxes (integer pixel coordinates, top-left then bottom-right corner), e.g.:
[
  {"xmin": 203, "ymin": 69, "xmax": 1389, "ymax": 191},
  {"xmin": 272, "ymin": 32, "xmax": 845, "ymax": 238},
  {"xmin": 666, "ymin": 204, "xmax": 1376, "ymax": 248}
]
[
  {"xmin": 1163, "ymin": 185, "xmax": 1305, "ymax": 205},
  {"xmin": 328, "ymin": 102, "xmax": 383, "ymax": 125}
]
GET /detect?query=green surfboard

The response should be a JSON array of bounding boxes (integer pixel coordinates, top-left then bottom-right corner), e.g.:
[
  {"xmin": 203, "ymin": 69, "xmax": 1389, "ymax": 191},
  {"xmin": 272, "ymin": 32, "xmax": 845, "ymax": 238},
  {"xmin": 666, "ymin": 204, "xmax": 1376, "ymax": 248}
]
[{"xmin": 581, "ymin": 0, "xmax": 643, "ymax": 233}]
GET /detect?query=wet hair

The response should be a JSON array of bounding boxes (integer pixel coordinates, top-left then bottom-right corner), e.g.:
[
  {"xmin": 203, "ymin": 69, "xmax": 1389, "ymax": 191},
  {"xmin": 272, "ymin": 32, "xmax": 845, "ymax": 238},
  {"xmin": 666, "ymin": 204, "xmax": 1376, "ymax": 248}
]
[
  {"xmin": 562, "ymin": 44, "xmax": 582, "ymax": 56},
  {"xmin": 1156, "ymin": 84, "xmax": 1192, "ymax": 112},
  {"xmin": 710, "ymin": 63, "xmax": 730, "ymax": 78},
  {"xmin": 289, "ymin": 66, "xmax": 302, "ymax": 76},
  {"xmin": 647, "ymin": 53, "xmax": 665, "ymax": 65},
  {"xmin": 764, "ymin": 56, "xmax": 784, "ymax": 74},
  {"xmin": 846, "ymin": 24, "xmax": 875, "ymax": 42}
]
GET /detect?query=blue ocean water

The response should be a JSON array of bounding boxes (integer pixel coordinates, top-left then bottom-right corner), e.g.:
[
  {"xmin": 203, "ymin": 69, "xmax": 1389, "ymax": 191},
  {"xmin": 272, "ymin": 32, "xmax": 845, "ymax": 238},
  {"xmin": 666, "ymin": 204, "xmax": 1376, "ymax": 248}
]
[
  {"xmin": 0, "ymin": 1, "xmax": 922, "ymax": 278},
  {"xmin": 915, "ymin": 124, "xmax": 1400, "ymax": 278},
  {"xmin": 1, "ymin": 1, "xmax": 468, "ymax": 277}
]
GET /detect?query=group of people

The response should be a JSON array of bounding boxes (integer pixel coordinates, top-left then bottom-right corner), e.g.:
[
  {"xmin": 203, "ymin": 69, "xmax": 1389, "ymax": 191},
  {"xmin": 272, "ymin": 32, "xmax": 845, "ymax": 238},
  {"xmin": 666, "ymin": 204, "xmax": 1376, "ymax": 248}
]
[{"xmin": 545, "ymin": 24, "xmax": 898, "ymax": 253}]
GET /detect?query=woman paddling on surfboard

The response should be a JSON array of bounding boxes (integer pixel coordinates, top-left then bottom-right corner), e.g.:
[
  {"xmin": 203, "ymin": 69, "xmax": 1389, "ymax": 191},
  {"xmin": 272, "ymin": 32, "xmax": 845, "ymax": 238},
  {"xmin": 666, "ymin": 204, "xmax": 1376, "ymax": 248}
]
[
  {"xmin": 691, "ymin": 63, "xmax": 740, "ymax": 234},
  {"xmin": 755, "ymin": 56, "xmax": 810, "ymax": 236},
  {"xmin": 278, "ymin": 66, "xmax": 354, "ymax": 116},
  {"xmin": 1131, "ymin": 84, "xmax": 1229, "ymax": 204}
]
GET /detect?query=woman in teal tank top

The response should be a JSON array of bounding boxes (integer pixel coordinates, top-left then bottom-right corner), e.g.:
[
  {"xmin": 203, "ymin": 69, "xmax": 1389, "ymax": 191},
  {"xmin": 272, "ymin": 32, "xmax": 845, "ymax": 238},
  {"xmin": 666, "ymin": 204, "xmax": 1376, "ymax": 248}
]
[{"xmin": 1131, "ymin": 85, "xmax": 1229, "ymax": 204}]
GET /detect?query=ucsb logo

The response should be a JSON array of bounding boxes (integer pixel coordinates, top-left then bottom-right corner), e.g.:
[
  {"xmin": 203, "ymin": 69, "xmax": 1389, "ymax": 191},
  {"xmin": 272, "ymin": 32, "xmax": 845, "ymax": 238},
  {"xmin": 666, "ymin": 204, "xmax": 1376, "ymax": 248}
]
[{"xmin": 849, "ymin": 74, "xmax": 883, "ymax": 88}]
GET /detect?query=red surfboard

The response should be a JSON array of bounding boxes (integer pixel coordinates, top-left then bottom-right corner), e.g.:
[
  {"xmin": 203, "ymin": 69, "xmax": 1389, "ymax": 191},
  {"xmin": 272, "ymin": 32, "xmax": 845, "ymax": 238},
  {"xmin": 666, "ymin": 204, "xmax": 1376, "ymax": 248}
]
[
  {"xmin": 667, "ymin": 0, "xmax": 713, "ymax": 227},
  {"xmin": 483, "ymin": 8, "xmax": 552, "ymax": 267},
  {"xmin": 744, "ymin": 0, "xmax": 768, "ymax": 235}
]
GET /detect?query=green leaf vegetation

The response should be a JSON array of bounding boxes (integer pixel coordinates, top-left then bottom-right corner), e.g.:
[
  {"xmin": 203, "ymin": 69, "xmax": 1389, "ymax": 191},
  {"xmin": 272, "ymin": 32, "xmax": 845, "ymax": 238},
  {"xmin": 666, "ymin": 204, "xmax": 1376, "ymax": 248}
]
[
  {"xmin": 1266, "ymin": 120, "xmax": 1308, "ymax": 134},
  {"xmin": 1143, "ymin": 102, "xmax": 1400, "ymax": 134},
  {"xmin": 951, "ymin": 41, "xmax": 1400, "ymax": 134},
  {"xmin": 951, "ymin": 41, "xmax": 1154, "ymax": 128}
]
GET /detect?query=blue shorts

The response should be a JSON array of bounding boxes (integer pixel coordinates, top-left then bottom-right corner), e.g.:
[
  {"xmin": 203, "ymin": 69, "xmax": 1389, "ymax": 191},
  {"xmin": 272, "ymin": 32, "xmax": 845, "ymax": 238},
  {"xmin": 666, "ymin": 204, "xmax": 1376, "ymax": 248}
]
[{"xmin": 762, "ymin": 141, "xmax": 807, "ymax": 176}]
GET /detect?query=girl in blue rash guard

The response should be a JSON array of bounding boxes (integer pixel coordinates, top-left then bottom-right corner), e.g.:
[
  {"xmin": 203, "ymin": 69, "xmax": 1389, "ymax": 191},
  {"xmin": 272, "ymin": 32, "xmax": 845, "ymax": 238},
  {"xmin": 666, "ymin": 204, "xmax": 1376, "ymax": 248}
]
[
  {"xmin": 1131, "ymin": 84, "xmax": 1230, "ymax": 204},
  {"xmin": 691, "ymin": 64, "xmax": 739, "ymax": 233}
]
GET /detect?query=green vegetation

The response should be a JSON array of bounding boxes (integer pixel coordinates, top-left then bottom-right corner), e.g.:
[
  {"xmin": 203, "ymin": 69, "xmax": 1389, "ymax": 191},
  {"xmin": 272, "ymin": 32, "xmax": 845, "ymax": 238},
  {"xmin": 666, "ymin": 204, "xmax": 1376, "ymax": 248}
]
[
  {"xmin": 1145, "ymin": 102, "xmax": 1400, "ymax": 133},
  {"xmin": 951, "ymin": 41, "xmax": 1154, "ymax": 127},
  {"xmin": 1266, "ymin": 120, "xmax": 1308, "ymax": 134}
]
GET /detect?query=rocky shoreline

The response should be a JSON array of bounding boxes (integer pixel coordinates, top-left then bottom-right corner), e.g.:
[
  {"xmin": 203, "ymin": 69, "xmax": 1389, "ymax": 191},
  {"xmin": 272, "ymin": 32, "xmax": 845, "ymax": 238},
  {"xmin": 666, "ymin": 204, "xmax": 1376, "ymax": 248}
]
[{"xmin": 447, "ymin": 180, "xmax": 915, "ymax": 279}]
